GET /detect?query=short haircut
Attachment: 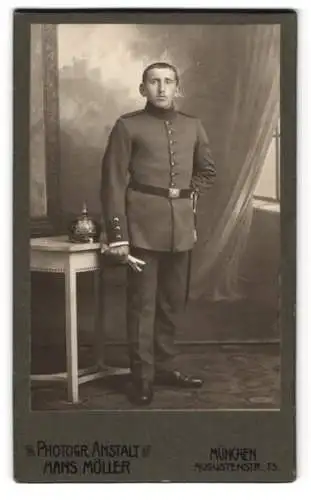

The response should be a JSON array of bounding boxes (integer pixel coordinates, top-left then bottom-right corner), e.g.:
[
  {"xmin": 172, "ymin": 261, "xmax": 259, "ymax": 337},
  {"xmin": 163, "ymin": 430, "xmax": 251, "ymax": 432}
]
[{"xmin": 142, "ymin": 62, "xmax": 180, "ymax": 84}]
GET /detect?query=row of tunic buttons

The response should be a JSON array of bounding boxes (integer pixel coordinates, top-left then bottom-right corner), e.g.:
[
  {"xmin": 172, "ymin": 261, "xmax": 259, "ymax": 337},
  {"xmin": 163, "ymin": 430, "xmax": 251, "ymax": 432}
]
[{"xmin": 164, "ymin": 121, "xmax": 177, "ymax": 188}]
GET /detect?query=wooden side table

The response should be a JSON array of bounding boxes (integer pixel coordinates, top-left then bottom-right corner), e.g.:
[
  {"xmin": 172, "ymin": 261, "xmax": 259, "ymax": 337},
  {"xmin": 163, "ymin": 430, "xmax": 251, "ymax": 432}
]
[{"xmin": 30, "ymin": 235, "xmax": 128, "ymax": 403}]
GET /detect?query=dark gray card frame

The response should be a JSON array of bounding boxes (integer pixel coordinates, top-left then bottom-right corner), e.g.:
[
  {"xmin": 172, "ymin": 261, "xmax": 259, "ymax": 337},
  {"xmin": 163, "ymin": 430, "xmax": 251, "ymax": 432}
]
[{"xmin": 13, "ymin": 9, "xmax": 296, "ymax": 482}]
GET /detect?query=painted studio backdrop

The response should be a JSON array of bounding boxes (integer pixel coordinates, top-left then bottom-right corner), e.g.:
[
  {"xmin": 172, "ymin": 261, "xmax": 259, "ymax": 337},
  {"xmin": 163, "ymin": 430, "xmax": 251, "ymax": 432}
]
[{"xmin": 31, "ymin": 24, "xmax": 280, "ymax": 348}]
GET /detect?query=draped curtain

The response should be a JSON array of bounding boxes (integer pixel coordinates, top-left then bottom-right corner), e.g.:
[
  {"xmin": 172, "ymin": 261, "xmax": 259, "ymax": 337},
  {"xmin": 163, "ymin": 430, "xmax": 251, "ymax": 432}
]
[{"xmin": 184, "ymin": 25, "xmax": 280, "ymax": 300}]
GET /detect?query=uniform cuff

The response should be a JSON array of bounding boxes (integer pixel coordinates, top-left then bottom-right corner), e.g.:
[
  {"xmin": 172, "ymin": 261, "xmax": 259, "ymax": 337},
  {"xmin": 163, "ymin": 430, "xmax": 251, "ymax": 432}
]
[
  {"xmin": 109, "ymin": 241, "xmax": 129, "ymax": 248},
  {"xmin": 106, "ymin": 215, "xmax": 128, "ymax": 243}
]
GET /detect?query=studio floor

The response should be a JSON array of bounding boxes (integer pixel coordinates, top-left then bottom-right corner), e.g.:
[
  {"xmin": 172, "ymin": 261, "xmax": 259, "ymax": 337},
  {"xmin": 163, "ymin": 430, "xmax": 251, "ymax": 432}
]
[{"xmin": 31, "ymin": 343, "xmax": 281, "ymax": 411}]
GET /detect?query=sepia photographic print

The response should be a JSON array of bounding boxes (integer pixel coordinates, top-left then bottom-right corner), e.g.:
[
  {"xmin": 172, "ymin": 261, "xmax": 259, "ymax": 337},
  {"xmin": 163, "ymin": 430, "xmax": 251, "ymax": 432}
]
[{"xmin": 14, "ymin": 10, "xmax": 296, "ymax": 482}]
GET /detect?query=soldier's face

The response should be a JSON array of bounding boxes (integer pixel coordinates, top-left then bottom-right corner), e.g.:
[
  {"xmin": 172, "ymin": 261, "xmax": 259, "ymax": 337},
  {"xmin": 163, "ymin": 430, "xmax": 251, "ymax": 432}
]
[{"xmin": 140, "ymin": 68, "xmax": 178, "ymax": 109}]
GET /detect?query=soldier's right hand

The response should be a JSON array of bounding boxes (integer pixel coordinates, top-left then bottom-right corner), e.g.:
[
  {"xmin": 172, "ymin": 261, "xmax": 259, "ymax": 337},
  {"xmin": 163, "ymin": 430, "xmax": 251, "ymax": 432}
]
[{"xmin": 107, "ymin": 244, "xmax": 129, "ymax": 264}]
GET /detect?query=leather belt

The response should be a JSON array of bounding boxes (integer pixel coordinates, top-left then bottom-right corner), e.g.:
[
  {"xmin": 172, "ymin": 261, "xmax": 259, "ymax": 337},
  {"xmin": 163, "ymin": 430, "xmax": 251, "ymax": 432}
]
[{"xmin": 129, "ymin": 180, "xmax": 193, "ymax": 199}]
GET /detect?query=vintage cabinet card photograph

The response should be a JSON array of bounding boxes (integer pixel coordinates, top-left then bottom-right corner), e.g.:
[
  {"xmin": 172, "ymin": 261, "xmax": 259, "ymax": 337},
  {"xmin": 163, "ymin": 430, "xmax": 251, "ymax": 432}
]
[{"xmin": 13, "ymin": 9, "xmax": 296, "ymax": 482}]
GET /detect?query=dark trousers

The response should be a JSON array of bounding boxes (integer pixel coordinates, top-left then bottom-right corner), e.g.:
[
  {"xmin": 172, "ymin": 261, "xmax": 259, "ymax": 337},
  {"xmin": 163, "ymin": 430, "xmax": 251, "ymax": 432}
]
[{"xmin": 126, "ymin": 247, "xmax": 189, "ymax": 382}]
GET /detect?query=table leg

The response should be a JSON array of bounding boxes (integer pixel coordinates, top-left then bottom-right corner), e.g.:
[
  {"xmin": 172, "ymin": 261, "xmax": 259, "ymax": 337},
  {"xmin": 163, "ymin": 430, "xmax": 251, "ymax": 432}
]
[
  {"xmin": 94, "ymin": 266, "xmax": 104, "ymax": 368},
  {"xmin": 65, "ymin": 258, "xmax": 79, "ymax": 403}
]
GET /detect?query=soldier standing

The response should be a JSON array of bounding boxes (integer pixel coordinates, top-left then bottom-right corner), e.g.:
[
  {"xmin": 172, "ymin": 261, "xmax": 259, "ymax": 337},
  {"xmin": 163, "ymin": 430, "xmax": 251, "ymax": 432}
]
[{"xmin": 101, "ymin": 62, "xmax": 216, "ymax": 406}]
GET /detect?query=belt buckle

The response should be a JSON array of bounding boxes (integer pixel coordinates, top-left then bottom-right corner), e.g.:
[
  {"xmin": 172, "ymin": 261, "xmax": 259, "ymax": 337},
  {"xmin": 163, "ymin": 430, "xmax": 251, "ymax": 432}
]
[{"xmin": 169, "ymin": 187, "xmax": 180, "ymax": 199}]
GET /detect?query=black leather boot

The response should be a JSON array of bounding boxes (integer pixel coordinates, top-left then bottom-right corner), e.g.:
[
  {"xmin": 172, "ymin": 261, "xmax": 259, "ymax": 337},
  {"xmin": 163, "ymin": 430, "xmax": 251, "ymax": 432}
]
[{"xmin": 128, "ymin": 379, "xmax": 154, "ymax": 406}]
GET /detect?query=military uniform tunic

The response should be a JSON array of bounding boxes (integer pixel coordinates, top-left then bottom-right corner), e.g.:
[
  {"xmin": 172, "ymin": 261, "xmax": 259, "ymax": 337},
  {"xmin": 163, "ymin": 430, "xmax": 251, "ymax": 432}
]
[
  {"xmin": 101, "ymin": 102, "xmax": 216, "ymax": 251},
  {"xmin": 100, "ymin": 101, "xmax": 216, "ymax": 382}
]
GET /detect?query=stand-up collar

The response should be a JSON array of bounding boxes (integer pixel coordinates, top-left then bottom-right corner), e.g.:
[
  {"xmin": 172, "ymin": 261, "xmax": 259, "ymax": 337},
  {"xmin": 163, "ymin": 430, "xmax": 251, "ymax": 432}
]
[{"xmin": 145, "ymin": 101, "xmax": 178, "ymax": 120}]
